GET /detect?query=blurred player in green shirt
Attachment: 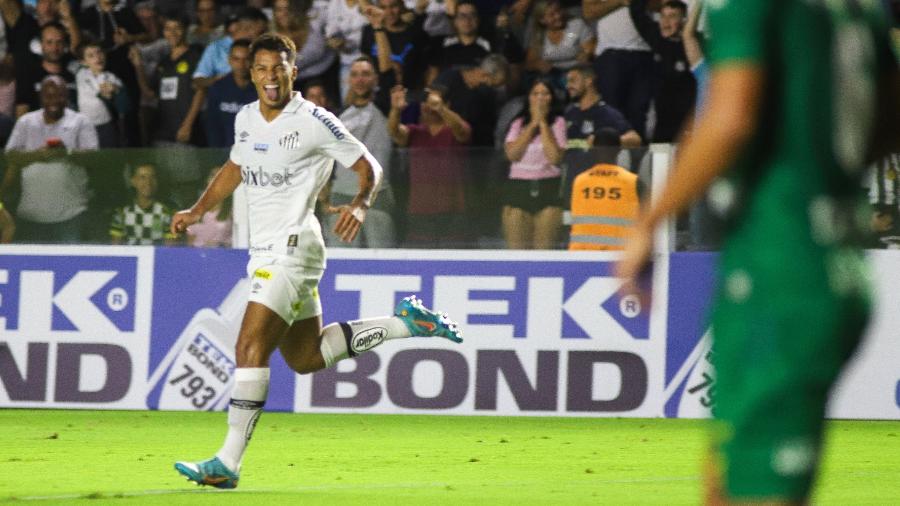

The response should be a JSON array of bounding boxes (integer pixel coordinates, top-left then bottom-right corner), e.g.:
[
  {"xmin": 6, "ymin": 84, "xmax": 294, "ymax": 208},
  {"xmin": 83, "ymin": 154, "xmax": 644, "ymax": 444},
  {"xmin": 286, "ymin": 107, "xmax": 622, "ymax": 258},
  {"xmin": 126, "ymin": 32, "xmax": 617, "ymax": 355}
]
[{"xmin": 617, "ymin": 0, "xmax": 900, "ymax": 503}]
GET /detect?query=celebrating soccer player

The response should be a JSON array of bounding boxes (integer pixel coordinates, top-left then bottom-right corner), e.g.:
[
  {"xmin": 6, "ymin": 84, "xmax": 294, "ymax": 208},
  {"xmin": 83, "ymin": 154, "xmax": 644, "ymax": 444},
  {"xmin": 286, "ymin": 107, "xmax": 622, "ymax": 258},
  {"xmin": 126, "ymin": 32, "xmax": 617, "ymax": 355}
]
[
  {"xmin": 616, "ymin": 1, "xmax": 899, "ymax": 504},
  {"xmin": 170, "ymin": 33, "xmax": 463, "ymax": 489}
]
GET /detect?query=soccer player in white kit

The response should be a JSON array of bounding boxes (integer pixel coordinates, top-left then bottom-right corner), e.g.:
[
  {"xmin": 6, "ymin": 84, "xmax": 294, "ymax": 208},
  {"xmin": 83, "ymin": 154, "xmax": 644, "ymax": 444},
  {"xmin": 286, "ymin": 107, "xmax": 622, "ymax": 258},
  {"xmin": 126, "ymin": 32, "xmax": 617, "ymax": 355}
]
[{"xmin": 170, "ymin": 33, "xmax": 462, "ymax": 489}]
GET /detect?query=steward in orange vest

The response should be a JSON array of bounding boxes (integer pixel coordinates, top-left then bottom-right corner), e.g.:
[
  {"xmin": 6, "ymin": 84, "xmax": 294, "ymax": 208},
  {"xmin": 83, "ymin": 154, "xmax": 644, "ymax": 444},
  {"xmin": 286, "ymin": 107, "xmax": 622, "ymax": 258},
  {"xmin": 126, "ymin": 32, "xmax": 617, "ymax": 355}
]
[{"xmin": 568, "ymin": 163, "xmax": 641, "ymax": 250}]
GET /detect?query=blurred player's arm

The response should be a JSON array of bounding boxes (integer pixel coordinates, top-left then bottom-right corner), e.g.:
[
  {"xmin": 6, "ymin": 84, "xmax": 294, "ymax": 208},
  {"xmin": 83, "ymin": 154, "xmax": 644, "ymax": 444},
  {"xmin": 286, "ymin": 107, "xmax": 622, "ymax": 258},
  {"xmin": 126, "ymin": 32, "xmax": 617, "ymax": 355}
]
[
  {"xmin": 615, "ymin": 64, "xmax": 764, "ymax": 283},
  {"xmin": 171, "ymin": 160, "xmax": 242, "ymax": 234}
]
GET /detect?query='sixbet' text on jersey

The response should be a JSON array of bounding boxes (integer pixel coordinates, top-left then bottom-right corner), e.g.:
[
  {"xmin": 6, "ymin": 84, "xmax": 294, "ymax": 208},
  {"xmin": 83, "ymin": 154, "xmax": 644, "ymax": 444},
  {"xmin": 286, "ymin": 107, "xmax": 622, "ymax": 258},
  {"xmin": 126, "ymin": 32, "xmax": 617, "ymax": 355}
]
[{"xmin": 230, "ymin": 94, "xmax": 370, "ymax": 270}]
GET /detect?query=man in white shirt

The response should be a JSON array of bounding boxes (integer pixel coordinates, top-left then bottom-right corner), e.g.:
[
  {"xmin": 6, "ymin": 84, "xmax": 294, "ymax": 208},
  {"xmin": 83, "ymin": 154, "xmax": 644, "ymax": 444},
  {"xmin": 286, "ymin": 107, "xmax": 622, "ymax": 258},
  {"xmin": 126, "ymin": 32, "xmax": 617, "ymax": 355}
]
[
  {"xmin": 583, "ymin": 0, "xmax": 654, "ymax": 139},
  {"xmin": 1, "ymin": 75, "xmax": 98, "ymax": 243},
  {"xmin": 171, "ymin": 33, "xmax": 462, "ymax": 490},
  {"xmin": 322, "ymin": 56, "xmax": 396, "ymax": 248}
]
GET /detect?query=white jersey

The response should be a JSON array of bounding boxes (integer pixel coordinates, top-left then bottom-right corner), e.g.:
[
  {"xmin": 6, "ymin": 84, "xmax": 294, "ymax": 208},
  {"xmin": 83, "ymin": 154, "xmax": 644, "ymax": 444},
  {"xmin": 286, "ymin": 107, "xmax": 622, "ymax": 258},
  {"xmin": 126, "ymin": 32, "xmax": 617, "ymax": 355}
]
[{"xmin": 230, "ymin": 93, "xmax": 367, "ymax": 269}]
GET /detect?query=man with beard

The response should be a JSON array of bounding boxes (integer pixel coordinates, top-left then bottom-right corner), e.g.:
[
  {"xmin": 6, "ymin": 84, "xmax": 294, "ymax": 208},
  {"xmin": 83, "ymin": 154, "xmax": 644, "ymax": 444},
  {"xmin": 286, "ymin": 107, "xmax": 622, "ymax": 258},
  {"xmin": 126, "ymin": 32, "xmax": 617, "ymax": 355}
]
[
  {"xmin": 322, "ymin": 56, "xmax": 397, "ymax": 248},
  {"xmin": 15, "ymin": 22, "xmax": 75, "ymax": 117}
]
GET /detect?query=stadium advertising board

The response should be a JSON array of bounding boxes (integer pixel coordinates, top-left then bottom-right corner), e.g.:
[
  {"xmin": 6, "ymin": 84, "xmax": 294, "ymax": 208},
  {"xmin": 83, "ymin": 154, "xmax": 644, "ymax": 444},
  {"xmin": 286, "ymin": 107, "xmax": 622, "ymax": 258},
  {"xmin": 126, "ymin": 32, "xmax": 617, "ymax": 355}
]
[
  {"xmin": 1, "ymin": 246, "xmax": 898, "ymax": 420},
  {"xmin": 294, "ymin": 250, "xmax": 663, "ymax": 417},
  {"xmin": 0, "ymin": 247, "xmax": 154, "ymax": 409}
]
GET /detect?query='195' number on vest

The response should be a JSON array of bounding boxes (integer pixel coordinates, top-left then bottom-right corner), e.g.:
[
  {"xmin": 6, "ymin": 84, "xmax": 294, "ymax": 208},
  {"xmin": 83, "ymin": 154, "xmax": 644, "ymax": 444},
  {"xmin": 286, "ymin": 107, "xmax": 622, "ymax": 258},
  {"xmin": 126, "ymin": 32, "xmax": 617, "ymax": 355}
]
[{"xmin": 581, "ymin": 187, "xmax": 622, "ymax": 200}]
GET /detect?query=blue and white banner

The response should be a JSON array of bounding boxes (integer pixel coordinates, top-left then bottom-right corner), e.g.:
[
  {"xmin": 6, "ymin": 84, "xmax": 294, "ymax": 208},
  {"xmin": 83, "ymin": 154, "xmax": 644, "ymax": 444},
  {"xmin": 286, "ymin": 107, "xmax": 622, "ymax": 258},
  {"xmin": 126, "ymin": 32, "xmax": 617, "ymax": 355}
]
[{"xmin": 1, "ymin": 246, "xmax": 898, "ymax": 420}]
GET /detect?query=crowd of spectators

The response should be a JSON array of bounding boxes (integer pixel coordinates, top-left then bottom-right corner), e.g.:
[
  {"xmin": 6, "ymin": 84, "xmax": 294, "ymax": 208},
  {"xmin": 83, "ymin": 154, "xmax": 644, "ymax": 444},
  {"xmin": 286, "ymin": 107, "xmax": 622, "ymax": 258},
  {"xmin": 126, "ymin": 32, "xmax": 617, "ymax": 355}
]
[{"xmin": 0, "ymin": 0, "xmax": 895, "ymax": 249}]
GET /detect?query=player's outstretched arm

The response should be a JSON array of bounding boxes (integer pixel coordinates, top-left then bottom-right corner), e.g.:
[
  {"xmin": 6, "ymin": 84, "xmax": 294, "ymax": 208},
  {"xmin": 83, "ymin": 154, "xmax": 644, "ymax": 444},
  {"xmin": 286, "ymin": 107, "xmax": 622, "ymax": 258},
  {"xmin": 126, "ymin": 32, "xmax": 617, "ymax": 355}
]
[
  {"xmin": 329, "ymin": 152, "xmax": 383, "ymax": 243},
  {"xmin": 171, "ymin": 160, "xmax": 242, "ymax": 235},
  {"xmin": 615, "ymin": 64, "xmax": 765, "ymax": 290}
]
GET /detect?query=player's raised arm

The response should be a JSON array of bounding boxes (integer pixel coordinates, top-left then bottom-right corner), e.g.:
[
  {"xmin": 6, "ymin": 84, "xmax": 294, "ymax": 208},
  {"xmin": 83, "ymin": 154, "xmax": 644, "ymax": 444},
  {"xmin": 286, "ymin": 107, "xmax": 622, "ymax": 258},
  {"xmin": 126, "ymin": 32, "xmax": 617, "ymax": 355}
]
[
  {"xmin": 615, "ymin": 64, "xmax": 765, "ymax": 290},
  {"xmin": 331, "ymin": 151, "xmax": 383, "ymax": 243},
  {"xmin": 171, "ymin": 160, "xmax": 243, "ymax": 235}
]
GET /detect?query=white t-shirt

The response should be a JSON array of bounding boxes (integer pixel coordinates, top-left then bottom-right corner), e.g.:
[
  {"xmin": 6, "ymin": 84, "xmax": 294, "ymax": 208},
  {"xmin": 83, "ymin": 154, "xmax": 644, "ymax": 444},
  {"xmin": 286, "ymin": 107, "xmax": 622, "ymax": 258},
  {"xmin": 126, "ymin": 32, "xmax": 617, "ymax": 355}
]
[
  {"xmin": 594, "ymin": 6, "xmax": 651, "ymax": 55},
  {"xmin": 230, "ymin": 93, "xmax": 368, "ymax": 270},
  {"xmin": 5, "ymin": 108, "xmax": 98, "ymax": 223},
  {"xmin": 75, "ymin": 67, "xmax": 124, "ymax": 125}
]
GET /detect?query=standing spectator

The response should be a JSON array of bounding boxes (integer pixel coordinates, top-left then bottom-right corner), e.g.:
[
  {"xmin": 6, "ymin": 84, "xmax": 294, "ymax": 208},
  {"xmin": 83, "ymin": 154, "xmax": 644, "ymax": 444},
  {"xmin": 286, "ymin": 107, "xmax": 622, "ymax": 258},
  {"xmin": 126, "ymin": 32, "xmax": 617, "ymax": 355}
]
[
  {"xmin": 272, "ymin": 0, "xmax": 338, "ymax": 100},
  {"xmin": 146, "ymin": 12, "xmax": 206, "ymax": 204},
  {"xmin": 360, "ymin": 0, "xmax": 429, "ymax": 91},
  {"xmin": 31, "ymin": 0, "xmax": 81, "ymax": 55},
  {"xmin": 424, "ymin": 0, "xmax": 486, "ymax": 85},
  {"xmin": 1, "ymin": 76, "xmax": 97, "ymax": 243},
  {"xmin": 432, "ymin": 53, "xmax": 507, "ymax": 240},
  {"xmin": 388, "ymin": 83, "xmax": 472, "ymax": 247},
  {"xmin": 110, "ymin": 163, "xmax": 177, "ymax": 245},
  {"xmin": 562, "ymin": 64, "xmax": 641, "ymax": 192},
  {"xmin": 75, "ymin": 40, "xmax": 128, "ymax": 147},
  {"xmin": 77, "ymin": 0, "xmax": 147, "ymax": 146},
  {"xmin": 15, "ymin": 22, "xmax": 75, "ymax": 117},
  {"xmin": 77, "ymin": 0, "xmax": 149, "ymax": 51},
  {"xmin": 134, "ymin": 1, "xmax": 162, "ymax": 43},
  {"xmin": 425, "ymin": 0, "xmax": 524, "ymax": 88},
  {"xmin": 433, "ymin": 53, "xmax": 507, "ymax": 147},
  {"xmin": 323, "ymin": 56, "xmax": 396, "ymax": 248},
  {"xmin": 502, "ymin": 78, "xmax": 566, "ymax": 249},
  {"xmin": 324, "ymin": 0, "xmax": 368, "ymax": 104},
  {"xmin": 523, "ymin": 0, "xmax": 594, "ymax": 90},
  {"xmin": 0, "ymin": 199, "xmax": 14, "ymax": 242},
  {"xmin": 188, "ymin": 0, "xmax": 224, "ymax": 47},
  {"xmin": 628, "ymin": 0, "xmax": 694, "ymax": 143},
  {"xmin": 567, "ymin": 132, "xmax": 643, "ymax": 250},
  {"xmin": 205, "ymin": 38, "xmax": 254, "ymax": 148},
  {"xmin": 152, "ymin": 12, "xmax": 205, "ymax": 147},
  {"xmin": 193, "ymin": 7, "xmax": 268, "ymax": 88},
  {"xmin": 187, "ymin": 166, "xmax": 233, "ymax": 247},
  {"xmin": 0, "ymin": 0, "xmax": 39, "ymax": 61},
  {"xmin": 583, "ymin": 0, "xmax": 654, "ymax": 139}
]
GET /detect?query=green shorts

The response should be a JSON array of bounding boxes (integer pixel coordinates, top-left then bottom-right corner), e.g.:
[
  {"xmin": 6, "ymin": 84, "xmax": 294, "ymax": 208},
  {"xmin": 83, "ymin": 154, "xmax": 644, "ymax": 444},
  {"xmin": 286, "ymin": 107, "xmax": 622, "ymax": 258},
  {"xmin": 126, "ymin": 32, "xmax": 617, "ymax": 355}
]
[{"xmin": 709, "ymin": 246, "xmax": 869, "ymax": 500}]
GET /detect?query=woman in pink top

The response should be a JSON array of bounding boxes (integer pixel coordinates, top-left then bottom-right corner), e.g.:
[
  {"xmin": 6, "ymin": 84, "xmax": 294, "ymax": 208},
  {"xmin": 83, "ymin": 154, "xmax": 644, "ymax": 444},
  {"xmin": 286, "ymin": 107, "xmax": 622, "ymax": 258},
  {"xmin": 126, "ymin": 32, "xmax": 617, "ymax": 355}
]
[
  {"xmin": 503, "ymin": 78, "xmax": 567, "ymax": 249},
  {"xmin": 187, "ymin": 167, "xmax": 233, "ymax": 247}
]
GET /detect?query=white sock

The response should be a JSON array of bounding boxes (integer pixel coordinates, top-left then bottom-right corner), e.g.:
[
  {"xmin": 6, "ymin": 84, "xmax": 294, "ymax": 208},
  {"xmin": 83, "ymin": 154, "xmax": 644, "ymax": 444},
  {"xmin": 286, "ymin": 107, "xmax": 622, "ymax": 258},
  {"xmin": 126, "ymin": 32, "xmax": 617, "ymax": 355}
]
[
  {"xmin": 216, "ymin": 367, "xmax": 269, "ymax": 473},
  {"xmin": 319, "ymin": 317, "xmax": 411, "ymax": 368}
]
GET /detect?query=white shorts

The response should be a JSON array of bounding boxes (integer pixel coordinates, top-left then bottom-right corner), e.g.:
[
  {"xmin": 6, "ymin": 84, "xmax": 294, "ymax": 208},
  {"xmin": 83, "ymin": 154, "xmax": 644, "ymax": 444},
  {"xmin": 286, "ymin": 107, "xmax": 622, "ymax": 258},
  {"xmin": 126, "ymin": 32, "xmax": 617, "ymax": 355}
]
[{"xmin": 246, "ymin": 256, "xmax": 324, "ymax": 324}]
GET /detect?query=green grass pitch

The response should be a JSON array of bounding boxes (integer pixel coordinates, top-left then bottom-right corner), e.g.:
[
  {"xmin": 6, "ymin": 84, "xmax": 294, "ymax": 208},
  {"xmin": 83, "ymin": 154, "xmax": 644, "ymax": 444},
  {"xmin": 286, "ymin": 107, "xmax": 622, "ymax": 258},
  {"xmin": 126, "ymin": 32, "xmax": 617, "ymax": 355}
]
[{"xmin": 0, "ymin": 410, "xmax": 897, "ymax": 505}]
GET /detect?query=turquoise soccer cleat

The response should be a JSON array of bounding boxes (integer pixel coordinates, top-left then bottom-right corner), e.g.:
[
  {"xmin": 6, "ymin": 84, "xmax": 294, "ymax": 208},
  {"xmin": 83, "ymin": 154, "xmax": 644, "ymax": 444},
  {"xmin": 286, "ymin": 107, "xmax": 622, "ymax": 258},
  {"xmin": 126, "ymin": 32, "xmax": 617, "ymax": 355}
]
[
  {"xmin": 394, "ymin": 295, "xmax": 463, "ymax": 343},
  {"xmin": 174, "ymin": 456, "xmax": 239, "ymax": 489}
]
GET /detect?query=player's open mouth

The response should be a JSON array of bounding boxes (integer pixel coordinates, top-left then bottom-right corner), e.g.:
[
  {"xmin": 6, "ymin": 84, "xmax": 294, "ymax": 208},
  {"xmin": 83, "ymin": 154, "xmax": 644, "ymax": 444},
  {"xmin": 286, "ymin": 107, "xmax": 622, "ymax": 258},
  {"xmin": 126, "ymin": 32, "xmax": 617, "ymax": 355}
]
[{"xmin": 264, "ymin": 84, "xmax": 279, "ymax": 102}]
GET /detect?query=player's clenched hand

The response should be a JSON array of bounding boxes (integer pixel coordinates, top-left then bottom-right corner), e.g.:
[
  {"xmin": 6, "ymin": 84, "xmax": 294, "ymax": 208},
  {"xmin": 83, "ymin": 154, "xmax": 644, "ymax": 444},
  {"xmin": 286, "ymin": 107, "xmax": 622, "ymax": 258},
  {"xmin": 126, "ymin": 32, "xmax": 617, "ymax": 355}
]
[
  {"xmin": 329, "ymin": 205, "xmax": 366, "ymax": 243},
  {"xmin": 171, "ymin": 209, "xmax": 202, "ymax": 235}
]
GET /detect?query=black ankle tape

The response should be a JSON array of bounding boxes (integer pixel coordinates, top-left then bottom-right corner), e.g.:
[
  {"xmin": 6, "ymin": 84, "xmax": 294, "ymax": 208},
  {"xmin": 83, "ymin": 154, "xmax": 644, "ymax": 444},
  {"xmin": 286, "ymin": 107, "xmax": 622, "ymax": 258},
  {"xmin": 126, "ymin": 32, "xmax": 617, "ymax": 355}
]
[
  {"xmin": 229, "ymin": 399, "xmax": 265, "ymax": 409},
  {"xmin": 339, "ymin": 322, "xmax": 356, "ymax": 357}
]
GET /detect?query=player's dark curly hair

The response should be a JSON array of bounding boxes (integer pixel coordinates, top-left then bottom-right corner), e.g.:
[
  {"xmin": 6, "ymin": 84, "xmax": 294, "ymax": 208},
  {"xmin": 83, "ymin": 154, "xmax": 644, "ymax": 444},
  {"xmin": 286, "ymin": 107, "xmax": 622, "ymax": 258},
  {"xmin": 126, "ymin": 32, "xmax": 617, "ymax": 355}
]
[{"xmin": 249, "ymin": 33, "xmax": 297, "ymax": 65}]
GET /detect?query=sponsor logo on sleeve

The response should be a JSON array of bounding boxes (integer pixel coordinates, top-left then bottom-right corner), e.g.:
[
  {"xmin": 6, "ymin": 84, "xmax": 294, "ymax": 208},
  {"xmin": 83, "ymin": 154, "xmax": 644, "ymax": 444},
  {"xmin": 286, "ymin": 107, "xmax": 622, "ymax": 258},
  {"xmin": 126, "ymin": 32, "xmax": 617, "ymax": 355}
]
[{"xmin": 311, "ymin": 108, "xmax": 346, "ymax": 140}]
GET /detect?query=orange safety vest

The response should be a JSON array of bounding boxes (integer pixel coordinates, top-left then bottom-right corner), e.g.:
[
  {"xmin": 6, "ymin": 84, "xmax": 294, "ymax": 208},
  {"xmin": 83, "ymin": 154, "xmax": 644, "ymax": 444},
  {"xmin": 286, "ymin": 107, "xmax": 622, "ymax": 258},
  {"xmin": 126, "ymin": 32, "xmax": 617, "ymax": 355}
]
[{"xmin": 568, "ymin": 163, "xmax": 640, "ymax": 250}]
